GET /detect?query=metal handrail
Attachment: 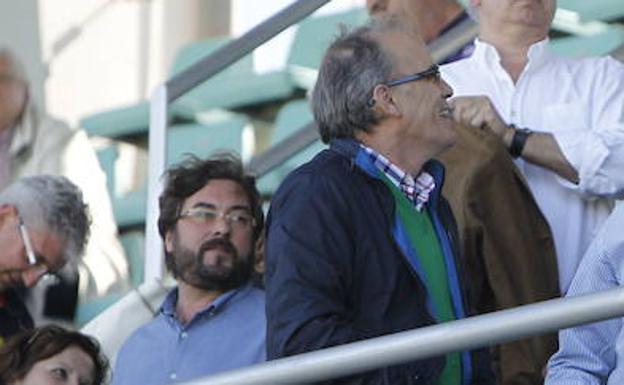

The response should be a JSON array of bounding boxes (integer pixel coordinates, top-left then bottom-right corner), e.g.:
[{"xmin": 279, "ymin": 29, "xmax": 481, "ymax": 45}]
[{"xmin": 180, "ymin": 286, "xmax": 624, "ymax": 384}]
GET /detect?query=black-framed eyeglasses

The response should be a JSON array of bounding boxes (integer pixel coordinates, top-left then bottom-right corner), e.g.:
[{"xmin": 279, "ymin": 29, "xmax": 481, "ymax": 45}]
[
  {"xmin": 386, "ymin": 64, "xmax": 440, "ymax": 87},
  {"xmin": 178, "ymin": 207, "xmax": 256, "ymax": 230},
  {"xmin": 368, "ymin": 64, "xmax": 440, "ymax": 107},
  {"xmin": 18, "ymin": 217, "xmax": 61, "ymax": 285}
]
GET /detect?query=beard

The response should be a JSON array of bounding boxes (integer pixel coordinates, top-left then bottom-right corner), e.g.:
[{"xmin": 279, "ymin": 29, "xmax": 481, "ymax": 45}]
[{"xmin": 165, "ymin": 233, "xmax": 253, "ymax": 292}]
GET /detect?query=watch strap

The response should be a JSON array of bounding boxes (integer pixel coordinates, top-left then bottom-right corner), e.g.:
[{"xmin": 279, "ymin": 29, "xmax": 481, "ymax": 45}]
[{"xmin": 509, "ymin": 125, "xmax": 532, "ymax": 159}]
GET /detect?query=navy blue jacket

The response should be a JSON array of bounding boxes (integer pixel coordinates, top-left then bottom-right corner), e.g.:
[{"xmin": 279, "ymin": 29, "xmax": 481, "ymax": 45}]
[{"xmin": 265, "ymin": 138, "xmax": 493, "ymax": 385}]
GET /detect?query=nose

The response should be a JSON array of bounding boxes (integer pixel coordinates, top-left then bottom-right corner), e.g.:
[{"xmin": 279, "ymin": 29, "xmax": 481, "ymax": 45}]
[
  {"xmin": 440, "ymin": 78, "xmax": 453, "ymax": 99},
  {"xmin": 211, "ymin": 214, "xmax": 231, "ymax": 238},
  {"xmin": 21, "ymin": 265, "xmax": 48, "ymax": 288}
]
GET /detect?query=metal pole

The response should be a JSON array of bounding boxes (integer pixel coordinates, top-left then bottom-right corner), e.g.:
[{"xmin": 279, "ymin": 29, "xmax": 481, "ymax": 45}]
[
  {"xmin": 428, "ymin": 17, "xmax": 477, "ymax": 63},
  {"xmin": 144, "ymin": 85, "xmax": 168, "ymax": 281},
  {"xmin": 180, "ymin": 286, "xmax": 624, "ymax": 385},
  {"xmin": 246, "ymin": 122, "xmax": 318, "ymax": 176},
  {"xmin": 166, "ymin": 0, "xmax": 331, "ymax": 103}
]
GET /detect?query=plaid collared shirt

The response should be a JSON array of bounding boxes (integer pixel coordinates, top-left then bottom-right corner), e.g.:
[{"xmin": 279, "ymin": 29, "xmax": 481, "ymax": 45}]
[{"xmin": 361, "ymin": 144, "xmax": 435, "ymax": 212}]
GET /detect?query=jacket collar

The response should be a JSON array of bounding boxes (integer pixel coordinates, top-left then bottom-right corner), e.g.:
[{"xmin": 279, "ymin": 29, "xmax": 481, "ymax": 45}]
[{"xmin": 328, "ymin": 138, "xmax": 446, "ymax": 207}]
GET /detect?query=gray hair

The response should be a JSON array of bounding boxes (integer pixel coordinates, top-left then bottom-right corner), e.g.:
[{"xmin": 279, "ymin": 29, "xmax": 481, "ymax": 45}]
[
  {"xmin": 311, "ymin": 16, "xmax": 405, "ymax": 143},
  {"xmin": 0, "ymin": 47, "xmax": 28, "ymax": 82},
  {"xmin": 0, "ymin": 175, "xmax": 90, "ymax": 264}
]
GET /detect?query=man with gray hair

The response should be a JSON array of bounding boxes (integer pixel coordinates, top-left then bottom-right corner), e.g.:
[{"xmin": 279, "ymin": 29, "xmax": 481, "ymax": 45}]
[
  {"xmin": 0, "ymin": 47, "xmax": 130, "ymax": 320},
  {"xmin": 265, "ymin": 15, "xmax": 493, "ymax": 384},
  {"xmin": 0, "ymin": 175, "xmax": 89, "ymax": 345}
]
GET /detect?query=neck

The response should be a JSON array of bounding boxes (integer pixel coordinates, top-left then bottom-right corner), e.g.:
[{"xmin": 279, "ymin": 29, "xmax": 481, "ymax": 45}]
[
  {"xmin": 479, "ymin": 27, "xmax": 546, "ymax": 82},
  {"xmin": 175, "ymin": 282, "xmax": 223, "ymax": 324},
  {"xmin": 358, "ymin": 129, "xmax": 431, "ymax": 176}
]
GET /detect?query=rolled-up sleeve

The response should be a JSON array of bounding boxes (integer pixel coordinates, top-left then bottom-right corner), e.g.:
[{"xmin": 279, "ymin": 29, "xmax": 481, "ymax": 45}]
[{"xmin": 553, "ymin": 57, "xmax": 624, "ymax": 198}]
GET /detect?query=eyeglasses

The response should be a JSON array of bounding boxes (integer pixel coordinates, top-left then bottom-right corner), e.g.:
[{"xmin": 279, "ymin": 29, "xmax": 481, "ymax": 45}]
[
  {"xmin": 18, "ymin": 217, "xmax": 60, "ymax": 285},
  {"xmin": 386, "ymin": 64, "xmax": 440, "ymax": 87},
  {"xmin": 368, "ymin": 64, "xmax": 441, "ymax": 107},
  {"xmin": 178, "ymin": 207, "xmax": 256, "ymax": 230}
]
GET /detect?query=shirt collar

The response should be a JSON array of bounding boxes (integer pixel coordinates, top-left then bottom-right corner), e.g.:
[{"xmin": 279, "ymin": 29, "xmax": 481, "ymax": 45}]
[
  {"xmin": 359, "ymin": 144, "xmax": 435, "ymax": 211},
  {"xmin": 161, "ymin": 284, "xmax": 249, "ymax": 323},
  {"xmin": 472, "ymin": 38, "xmax": 552, "ymax": 75}
]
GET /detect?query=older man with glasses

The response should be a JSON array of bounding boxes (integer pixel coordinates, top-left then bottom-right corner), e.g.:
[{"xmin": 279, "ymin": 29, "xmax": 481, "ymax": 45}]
[
  {"xmin": 0, "ymin": 175, "xmax": 89, "ymax": 345},
  {"xmin": 112, "ymin": 154, "xmax": 266, "ymax": 385},
  {"xmin": 264, "ymin": 15, "xmax": 493, "ymax": 385}
]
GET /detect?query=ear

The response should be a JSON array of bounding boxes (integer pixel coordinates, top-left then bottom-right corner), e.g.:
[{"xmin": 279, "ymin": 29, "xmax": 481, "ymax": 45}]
[
  {"xmin": 0, "ymin": 204, "xmax": 18, "ymax": 223},
  {"xmin": 164, "ymin": 230, "xmax": 174, "ymax": 254},
  {"xmin": 372, "ymin": 84, "xmax": 402, "ymax": 117},
  {"xmin": 253, "ymin": 234, "xmax": 265, "ymax": 274}
]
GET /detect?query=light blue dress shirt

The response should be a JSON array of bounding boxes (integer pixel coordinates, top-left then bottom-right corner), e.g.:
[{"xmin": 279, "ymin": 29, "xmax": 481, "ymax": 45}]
[
  {"xmin": 546, "ymin": 202, "xmax": 624, "ymax": 385},
  {"xmin": 112, "ymin": 284, "xmax": 266, "ymax": 385}
]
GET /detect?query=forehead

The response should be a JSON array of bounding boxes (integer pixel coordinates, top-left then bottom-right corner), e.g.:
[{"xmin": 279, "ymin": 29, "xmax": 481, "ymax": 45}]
[
  {"xmin": 183, "ymin": 179, "xmax": 251, "ymax": 209},
  {"xmin": 46, "ymin": 345, "xmax": 95, "ymax": 382},
  {"xmin": 376, "ymin": 30, "xmax": 432, "ymax": 74}
]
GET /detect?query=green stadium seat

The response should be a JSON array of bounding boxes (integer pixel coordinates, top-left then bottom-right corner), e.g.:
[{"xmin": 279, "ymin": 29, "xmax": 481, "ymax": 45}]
[
  {"xmin": 257, "ymin": 99, "xmax": 325, "ymax": 195},
  {"xmin": 81, "ymin": 37, "xmax": 294, "ymax": 139},
  {"xmin": 558, "ymin": 0, "xmax": 624, "ymax": 23},
  {"xmin": 94, "ymin": 110, "xmax": 252, "ymax": 228},
  {"xmin": 286, "ymin": 7, "xmax": 368, "ymax": 90},
  {"xmin": 550, "ymin": 25, "xmax": 624, "ymax": 58},
  {"xmin": 119, "ymin": 230, "xmax": 146, "ymax": 288}
]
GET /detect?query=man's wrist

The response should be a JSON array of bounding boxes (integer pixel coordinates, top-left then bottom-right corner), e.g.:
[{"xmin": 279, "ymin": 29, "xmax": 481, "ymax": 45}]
[{"xmin": 508, "ymin": 125, "xmax": 533, "ymax": 158}]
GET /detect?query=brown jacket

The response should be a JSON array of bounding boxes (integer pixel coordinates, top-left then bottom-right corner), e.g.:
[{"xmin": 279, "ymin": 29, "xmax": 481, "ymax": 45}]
[{"xmin": 438, "ymin": 125, "xmax": 560, "ymax": 385}]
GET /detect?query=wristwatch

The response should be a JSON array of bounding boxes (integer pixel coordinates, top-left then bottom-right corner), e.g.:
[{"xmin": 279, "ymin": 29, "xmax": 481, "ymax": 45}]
[{"xmin": 509, "ymin": 125, "xmax": 533, "ymax": 159}]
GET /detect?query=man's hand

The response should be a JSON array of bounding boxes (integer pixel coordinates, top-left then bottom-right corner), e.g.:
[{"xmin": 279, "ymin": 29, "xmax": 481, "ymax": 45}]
[
  {"xmin": 450, "ymin": 96, "xmax": 579, "ymax": 183},
  {"xmin": 450, "ymin": 96, "xmax": 514, "ymax": 147}
]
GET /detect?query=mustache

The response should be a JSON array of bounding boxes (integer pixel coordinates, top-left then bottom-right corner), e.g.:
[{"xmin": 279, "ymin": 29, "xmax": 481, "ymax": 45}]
[{"xmin": 198, "ymin": 237, "xmax": 237, "ymax": 256}]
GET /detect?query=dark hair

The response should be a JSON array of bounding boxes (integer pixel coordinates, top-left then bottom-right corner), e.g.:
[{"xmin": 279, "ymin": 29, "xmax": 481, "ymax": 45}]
[
  {"xmin": 158, "ymin": 153, "xmax": 264, "ymax": 243},
  {"xmin": 0, "ymin": 325, "xmax": 109, "ymax": 385},
  {"xmin": 311, "ymin": 17, "xmax": 401, "ymax": 143}
]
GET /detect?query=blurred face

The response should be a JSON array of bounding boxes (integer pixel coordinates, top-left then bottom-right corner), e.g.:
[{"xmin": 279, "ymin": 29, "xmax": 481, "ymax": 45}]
[
  {"xmin": 376, "ymin": 31, "xmax": 457, "ymax": 152},
  {"xmin": 367, "ymin": 0, "xmax": 435, "ymax": 41},
  {"xmin": 12, "ymin": 346, "xmax": 95, "ymax": 385},
  {"xmin": 0, "ymin": 54, "xmax": 27, "ymax": 132},
  {"xmin": 165, "ymin": 179, "xmax": 255, "ymax": 292},
  {"xmin": 0, "ymin": 206, "xmax": 66, "ymax": 290},
  {"xmin": 472, "ymin": 0, "xmax": 556, "ymax": 37}
]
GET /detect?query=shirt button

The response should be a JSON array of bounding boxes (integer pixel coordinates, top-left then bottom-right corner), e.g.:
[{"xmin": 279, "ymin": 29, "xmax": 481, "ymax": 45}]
[
  {"xmin": 170, "ymin": 373, "xmax": 177, "ymax": 380},
  {"xmin": 181, "ymin": 332, "xmax": 188, "ymax": 339}
]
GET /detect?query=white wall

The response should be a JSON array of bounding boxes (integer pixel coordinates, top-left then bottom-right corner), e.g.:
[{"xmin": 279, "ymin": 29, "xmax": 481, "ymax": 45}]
[
  {"xmin": 8, "ymin": 0, "xmax": 227, "ymax": 127},
  {"xmin": 0, "ymin": 0, "xmax": 45, "ymax": 108}
]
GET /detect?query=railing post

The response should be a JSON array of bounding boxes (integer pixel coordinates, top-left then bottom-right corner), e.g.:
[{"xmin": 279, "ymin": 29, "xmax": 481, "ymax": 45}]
[{"xmin": 144, "ymin": 84, "xmax": 168, "ymax": 282}]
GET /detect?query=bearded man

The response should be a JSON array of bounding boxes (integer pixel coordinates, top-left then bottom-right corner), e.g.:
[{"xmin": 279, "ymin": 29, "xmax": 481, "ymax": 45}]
[{"xmin": 112, "ymin": 154, "xmax": 266, "ymax": 385}]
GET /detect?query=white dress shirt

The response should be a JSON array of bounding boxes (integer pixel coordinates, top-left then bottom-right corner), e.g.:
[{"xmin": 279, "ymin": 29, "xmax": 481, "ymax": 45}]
[
  {"xmin": 441, "ymin": 39, "xmax": 624, "ymax": 293},
  {"xmin": 545, "ymin": 201, "xmax": 624, "ymax": 385}
]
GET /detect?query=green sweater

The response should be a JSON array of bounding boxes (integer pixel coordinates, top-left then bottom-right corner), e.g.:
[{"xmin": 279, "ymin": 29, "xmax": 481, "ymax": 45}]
[{"xmin": 384, "ymin": 178, "xmax": 461, "ymax": 385}]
